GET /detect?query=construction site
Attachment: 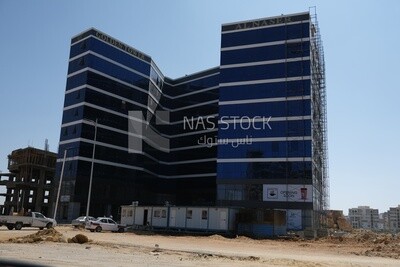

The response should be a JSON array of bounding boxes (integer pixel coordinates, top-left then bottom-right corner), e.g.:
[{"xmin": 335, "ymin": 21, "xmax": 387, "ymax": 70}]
[{"xmin": 0, "ymin": 145, "xmax": 57, "ymax": 217}]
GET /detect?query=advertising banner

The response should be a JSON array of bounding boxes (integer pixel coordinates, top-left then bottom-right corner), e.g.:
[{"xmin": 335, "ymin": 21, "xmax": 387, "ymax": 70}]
[{"xmin": 263, "ymin": 184, "xmax": 313, "ymax": 202}]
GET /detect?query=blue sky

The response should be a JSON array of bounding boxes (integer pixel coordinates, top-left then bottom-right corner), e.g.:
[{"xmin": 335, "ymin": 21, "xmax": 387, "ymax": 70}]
[{"xmin": 0, "ymin": 0, "xmax": 399, "ymax": 214}]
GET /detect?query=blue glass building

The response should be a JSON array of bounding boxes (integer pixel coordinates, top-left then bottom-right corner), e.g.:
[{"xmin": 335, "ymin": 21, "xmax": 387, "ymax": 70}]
[
  {"xmin": 56, "ymin": 11, "xmax": 327, "ymax": 230},
  {"xmin": 217, "ymin": 11, "xmax": 328, "ymax": 230}
]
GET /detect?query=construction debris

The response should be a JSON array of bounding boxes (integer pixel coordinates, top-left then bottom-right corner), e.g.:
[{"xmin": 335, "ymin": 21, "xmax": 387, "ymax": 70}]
[
  {"xmin": 326, "ymin": 210, "xmax": 352, "ymax": 231},
  {"xmin": 8, "ymin": 228, "xmax": 66, "ymax": 243}
]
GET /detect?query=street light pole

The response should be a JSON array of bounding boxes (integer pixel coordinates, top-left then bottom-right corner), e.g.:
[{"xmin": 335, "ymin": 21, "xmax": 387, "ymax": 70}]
[
  {"xmin": 54, "ymin": 149, "xmax": 67, "ymax": 220},
  {"xmin": 85, "ymin": 118, "xmax": 98, "ymax": 217}
]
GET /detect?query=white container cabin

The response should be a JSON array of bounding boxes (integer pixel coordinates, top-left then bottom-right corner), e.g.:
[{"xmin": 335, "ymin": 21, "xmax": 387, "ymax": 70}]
[{"xmin": 120, "ymin": 205, "xmax": 238, "ymax": 232}]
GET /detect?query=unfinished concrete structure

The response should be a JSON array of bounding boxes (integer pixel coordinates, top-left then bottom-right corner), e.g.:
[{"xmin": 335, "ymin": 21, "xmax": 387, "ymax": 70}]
[{"xmin": 0, "ymin": 147, "xmax": 57, "ymax": 217}]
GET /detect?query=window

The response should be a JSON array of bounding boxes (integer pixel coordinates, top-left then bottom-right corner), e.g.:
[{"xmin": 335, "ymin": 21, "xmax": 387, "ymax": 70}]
[
  {"xmin": 28, "ymin": 197, "xmax": 33, "ymax": 203},
  {"xmin": 201, "ymin": 210, "xmax": 208, "ymax": 220},
  {"xmin": 186, "ymin": 210, "xmax": 193, "ymax": 219},
  {"xmin": 128, "ymin": 210, "xmax": 133, "ymax": 217},
  {"xmin": 80, "ymin": 41, "xmax": 86, "ymax": 50},
  {"xmin": 272, "ymin": 142, "xmax": 279, "ymax": 152},
  {"xmin": 161, "ymin": 210, "xmax": 166, "ymax": 218},
  {"xmin": 122, "ymin": 209, "xmax": 126, "ymax": 217},
  {"xmin": 43, "ymin": 199, "xmax": 48, "ymax": 204},
  {"xmin": 44, "ymin": 191, "xmax": 49, "ymax": 196},
  {"xmin": 63, "ymin": 127, "xmax": 68, "ymax": 136},
  {"xmin": 79, "ymin": 57, "xmax": 85, "ymax": 66},
  {"xmin": 154, "ymin": 210, "xmax": 161, "ymax": 218}
]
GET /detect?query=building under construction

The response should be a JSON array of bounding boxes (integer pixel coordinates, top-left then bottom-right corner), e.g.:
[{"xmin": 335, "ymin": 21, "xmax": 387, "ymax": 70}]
[{"xmin": 0, "ymin": 146, "xmax": 57, "ymax": 217}]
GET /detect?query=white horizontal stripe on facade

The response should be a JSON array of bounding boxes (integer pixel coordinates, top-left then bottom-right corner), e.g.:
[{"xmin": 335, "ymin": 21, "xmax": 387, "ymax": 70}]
[
  {"xmin": 219, "ymin": 95, "xmax": 310, "ymax": 106},
  {"xmin": 163, "ymin": 67, "xmax": 220, "ymax": 87},
  {"xmin": 219, "ymin": 75, "xmax": 311, "ymax": 87},
  {"xmin": 204, "ymin": 136, "xmax": 311, "ymax": 147},
  {"xmin": 59, "ymin": 137, "xmax": 216, "ymax": 165},
  {"xmin": 61, "ymin": 118, "xmax": 217, "ymax": 142},
  {"xmin": 69, "ymin": 50, "xmax": 165, "ymax": 99},
  {"xmin": 69, "ymin": 32, "xmax": 221, "ymax": 100},
  {"xmin": 219, "ymin": 115, "xmax": 311, "ymax": 124},
  {"xmin": 68, "ymin": 67, "xmax": 148, "ymax": 95},
  {"xmin": 224, "ymin": 136, "xmax": 311, "ymax": 143},
  {"xmin": 217, "ymin": 157, "xmax": 312, "ymax": 163},
  {"xmin": 61, "ymin": 112, "xmax": 309, "ymax": 141},
  {"xmin": 63, "ymin": 89, "xmax": 216, "ymax": 113},
  {"xmin": 168, "ymin": 85, "xmax": 219, "ymax": 100},
  {"xmin": 220, "ymin": 56, "xmax": 310, "ymax": 69},
  {"xmin": 66, "ymin": 67, "xmax": 161, "ymax": 107},
  {"xmin": 57, "ymin": 156, "xmax": 216, "ymax": 179},
  {"xmin": 61, "ymin": 112, "xmax": 309, "ymax": 143},
  {"xmin": 220, "ymin": 38, "xmax": 310, "ymax": 52},
  {"xmin": 71, "ymin": 50, "xmax": 151, "ymax": 81},
  {"xmin": 172, "ymin": 99, "xmax": 218, "ymax": 112},
  {"xmin": 66, "ymin": 66, "xmax": 218, "ymax": 101}
]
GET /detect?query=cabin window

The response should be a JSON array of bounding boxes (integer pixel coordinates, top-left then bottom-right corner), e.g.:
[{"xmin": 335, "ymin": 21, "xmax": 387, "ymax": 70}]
[
  {"xmin": 186, "ymin": 209, "xmax": 193, "ymax": 219},
  {"xmin": 201, "ymin": 210, "xmax": 208, "ymax": 220},
  {"xmin": 162, "ymin": 210, "xmax": 166, "ymax": 218},
  {"xmin": 154, "ymin": 210, "xmax": 161, "ymax": 218}
]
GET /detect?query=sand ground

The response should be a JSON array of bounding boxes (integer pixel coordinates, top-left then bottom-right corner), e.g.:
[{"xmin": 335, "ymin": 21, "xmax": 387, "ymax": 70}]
[{"xmin": 0, "ymin": 226, "xmax": 399, "ymax": 267}]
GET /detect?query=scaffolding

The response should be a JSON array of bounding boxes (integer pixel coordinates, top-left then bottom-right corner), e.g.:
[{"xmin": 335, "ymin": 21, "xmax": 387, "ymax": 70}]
[
  {"xmin": 309, "ymin": 6, "xmax": 329, "ymax": 229},
  {"xmin": 0, "ymin": 147, "xmax": 57, "ymax": 216}
]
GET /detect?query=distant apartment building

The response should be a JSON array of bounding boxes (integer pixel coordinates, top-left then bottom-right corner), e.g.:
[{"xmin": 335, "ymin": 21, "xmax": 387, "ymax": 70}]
[
  {"xmin": 388, "ymin": 205, "xmax": 400, "ymax": 232},
  {"xmin": 348, "ymin": 206, "xmax": 379, "ymax": 230}
]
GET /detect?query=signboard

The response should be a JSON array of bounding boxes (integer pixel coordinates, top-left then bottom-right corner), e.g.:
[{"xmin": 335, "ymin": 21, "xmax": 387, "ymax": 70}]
[
  {"xmin": 222, "ymin": 13, "xmax": 310, "ymax": 32},
  {"xmin": 263, "ymin": 184, "xmax": 312, "ymax": 202},
  {"xmin": 287, "ymin": 209, "xmax": 302, "ymax": 230},
  {"xmin": 71, "ymin": 29, "xmax": 151, "ymax": 63}
]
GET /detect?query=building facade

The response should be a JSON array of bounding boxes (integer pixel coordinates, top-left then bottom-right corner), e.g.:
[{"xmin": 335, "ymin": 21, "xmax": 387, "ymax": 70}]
[
  {"xmin": 56, "ymin": 11, "xmax": 328, "ymax": 228},
  {"xmin": 388, "ymin": 205, "xmax": 400, "ymax": 232},
  {"xmin": 57, "ymin": 29, "xmax": 218, "ymax": 221},
  {"xmin": 216, "ymin": 12, "xmax": 327, "ymax": 230},
  {"xmin": 348, "ymin": 206, "xmax": 379, "ymax": 230}
]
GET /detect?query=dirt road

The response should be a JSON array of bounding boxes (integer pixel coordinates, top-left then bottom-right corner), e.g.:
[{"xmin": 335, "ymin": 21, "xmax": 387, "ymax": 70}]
[{"xmin": 0, "ymin": 226, "xmax": 399, "ymax": 266}]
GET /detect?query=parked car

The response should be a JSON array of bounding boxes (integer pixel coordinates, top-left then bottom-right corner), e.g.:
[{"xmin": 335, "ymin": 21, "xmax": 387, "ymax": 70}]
[
  {"xmin": 71, "ymin": 216, "xmax": 96, "ymax": 228},
  {"xmin": 85, "ymin": 217, "xmax": 125, "ymax": 233}
]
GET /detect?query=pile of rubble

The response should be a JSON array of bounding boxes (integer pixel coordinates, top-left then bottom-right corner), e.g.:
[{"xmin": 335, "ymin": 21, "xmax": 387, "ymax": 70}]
[
  {"xmin": 7, "ymin": 229, "xmax": 90, "ymax": 244},
  {"xmin": 347, "ymin": 230, "xmax": 400, "ymax": 259},
  {"xmin": 8, "ymin": 228, "xmax": 67, "ymax": 243},
  {"xmin": 321, "ymin": 229, "xmax": 400, "ymax": 259},
  {"xmin": 326, "ymin": 210, "xmax": 352, "ymax": 231}
]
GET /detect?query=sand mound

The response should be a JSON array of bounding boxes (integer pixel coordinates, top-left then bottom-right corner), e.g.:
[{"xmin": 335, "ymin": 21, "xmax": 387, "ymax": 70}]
[{"xmin": 8, "ymin": 228, "xmax": 67, "ymax": 243}]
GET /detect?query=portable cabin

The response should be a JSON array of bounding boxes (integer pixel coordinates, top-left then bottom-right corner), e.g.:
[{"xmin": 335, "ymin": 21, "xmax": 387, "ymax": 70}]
[{"xmin": 120, "ymin": 205, "xmax": 238, "ymax": 232}]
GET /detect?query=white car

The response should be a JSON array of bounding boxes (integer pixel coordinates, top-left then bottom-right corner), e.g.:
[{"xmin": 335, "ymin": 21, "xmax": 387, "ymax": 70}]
[
  {"xmin": 71, "ymin": 216, "xmax": 96, "ymax": 228},
  {"xmin": 85, "ymin": 217, "xmax": 125, "ymax": 233}
]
